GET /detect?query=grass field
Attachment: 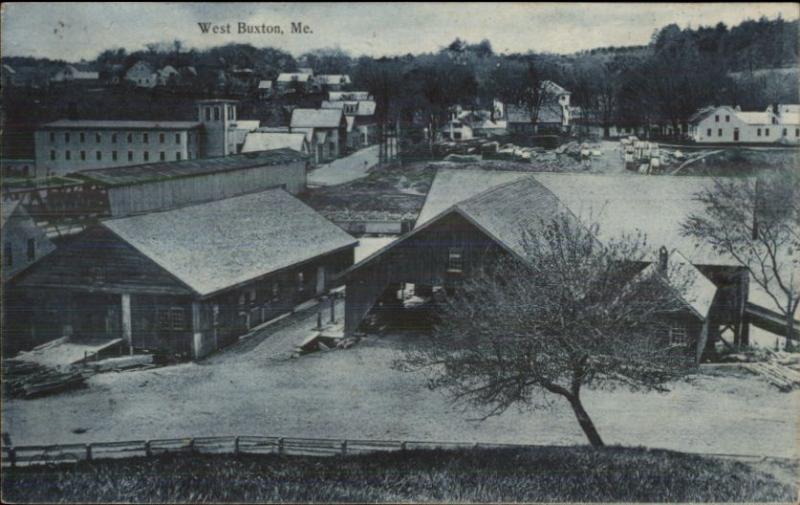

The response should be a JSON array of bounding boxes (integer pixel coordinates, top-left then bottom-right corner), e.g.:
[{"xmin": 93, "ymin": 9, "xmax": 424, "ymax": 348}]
[{"xmin": 3, "ymin": 446, "xmax": 796, "ymax": 503}]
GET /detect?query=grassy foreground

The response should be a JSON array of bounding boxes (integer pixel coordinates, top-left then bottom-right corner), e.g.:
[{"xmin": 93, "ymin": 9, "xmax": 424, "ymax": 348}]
[{"xmin": 2, "ymin": 446, "xmax": 795, "ymax": 503}]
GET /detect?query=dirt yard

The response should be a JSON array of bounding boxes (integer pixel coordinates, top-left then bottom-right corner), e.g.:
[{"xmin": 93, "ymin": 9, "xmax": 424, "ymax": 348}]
[{"xmin": 3, "ymin": 305, "xmax": 798, "ymax": 458}]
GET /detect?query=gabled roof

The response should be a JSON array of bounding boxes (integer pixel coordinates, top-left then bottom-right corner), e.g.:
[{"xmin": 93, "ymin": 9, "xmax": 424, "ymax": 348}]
[
  {"xmin": 633, "ymin": 249, "xmax": 718, "ymax": 320},
  {"xmin": 231, "ymin": 120, "xmax": 261, "ymax": 131},
  {"xmin": 277, "ymin": 73, "xmax": 311, "ymax": 83},
  {"xmin": 776, "ymin": 104, "xmax": 800, "ymax": 125},
  {"xmin": 416, "ymin": 169, "xmax": 530, "ymax": 227},
  {"xmin": 242, "ymin": 132, "xmax": 308, "ymax": 153},
  {"xmin": 258, "ymin": 80, "xmax": 272, "ymax": 89},
  {"xmin": 102, "ymin": 189, "xmax": 357, "ymax": 297},
  {"xmin": 736, "ymin": 111, "xmax": 773, "ymax": 125},
  {"xmin": 1, "ymin": 200, "xmax": 22, "ymax": 228},
  {"xmin": 74, "ymin": 148, "xmax": 307, "ymax": 187},
  {"xmin": 417, "ymin": 169, "xmax": 746, "ymax": 267},
  {"xmin": 316, "ymin": 74, "xmax": 351, "ymax": 85},
  {"xmin": 39, "ymin": 120, "xmax": 202, "ymax": 130},
  {"xmin": 290, "ymin": 108, "xmax": 344, "ymax": 128},
  {"xmin": 329, "ymin": 91, "xmax": 371, "ymax": 101}
]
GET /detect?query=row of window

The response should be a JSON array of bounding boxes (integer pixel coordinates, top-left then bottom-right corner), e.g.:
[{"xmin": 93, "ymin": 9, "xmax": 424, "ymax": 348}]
[
  {"xmin": 705, "ymin": 127, "xmax": 800, "ymax": 137},
  {"xmin": 50, "ymin": 150, "xmax": 191, "ymax": 162},
  {"xmin": 714, "ymin": 114, "xmax": 731, "ymax": 123},
  {"xmin": 201, "ymin": 105, "xmax": 236, "ymax": 121},
  {"xmin": 157, "ymin": 307, "xmax": 186, "ymax": 331},
  {"xmin": 49, "ymin": 131, "xmax": 189, "ymax": 145},
  {"xmin": 4, "ymin": 239, "xmax": 36, "ymax": 267},
  {"xmin": 654, "ymin": 325, "xmax": 688, "ymax": 346}
]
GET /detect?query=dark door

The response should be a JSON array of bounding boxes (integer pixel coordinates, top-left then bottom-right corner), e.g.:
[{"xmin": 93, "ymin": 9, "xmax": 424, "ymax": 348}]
[{"xmin": 734, "ymin": 128, "xmax": 739, "ymax": 141}]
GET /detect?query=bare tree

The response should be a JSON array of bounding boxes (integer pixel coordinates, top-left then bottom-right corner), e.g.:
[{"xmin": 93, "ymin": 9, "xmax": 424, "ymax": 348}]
[
  {"xmin": 400, "ymin": 214, "xmax": 697, "ymax": 447},
  {"xmin": 683, "ymin": 169, "xmax": 800, "ymax": 341}
]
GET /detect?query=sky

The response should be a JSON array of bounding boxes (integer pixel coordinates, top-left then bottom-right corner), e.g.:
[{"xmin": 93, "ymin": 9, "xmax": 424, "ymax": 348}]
[{"xmin": 2, "ymin": 2, "xmax": 799, "ymax": 61}]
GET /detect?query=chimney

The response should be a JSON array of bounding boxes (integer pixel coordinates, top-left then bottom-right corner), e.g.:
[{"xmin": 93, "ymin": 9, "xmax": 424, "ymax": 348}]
[{"xmin": 658, "ymin": 246, "xmax": 669, "ymax": 273}]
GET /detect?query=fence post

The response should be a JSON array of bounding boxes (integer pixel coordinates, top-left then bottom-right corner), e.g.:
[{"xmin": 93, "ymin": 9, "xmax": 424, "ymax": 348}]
[
  {"xmin": 234, "ymin": 436, "xmax": 239, "ymax": 455},
  {"xmin": 341, "ymin": 440, "xmax": 347, "ymax": 456},
  {"xmin": 144, "ymin": 441, "xmax": 151, "ymax": 458},
  {"xmin": 277, "ymin": 437, "xmax": 284, "ymax": 456},
  {"xmin": 86, "ymin": 444, "xmax": 93, "ymax": 462}
]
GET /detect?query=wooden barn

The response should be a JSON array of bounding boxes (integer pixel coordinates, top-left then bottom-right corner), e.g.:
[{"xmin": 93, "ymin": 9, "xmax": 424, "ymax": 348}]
[
  {"xmin": 72, "ymin": 148, "xmax": 310, "ymax": 218},
  {"xmin": 9, "ymin": 189, "xmax": 357, "ymax": 359},
  {"xmin": 342, "ymin": 170, "xmax": 752, "ymax": 364}
]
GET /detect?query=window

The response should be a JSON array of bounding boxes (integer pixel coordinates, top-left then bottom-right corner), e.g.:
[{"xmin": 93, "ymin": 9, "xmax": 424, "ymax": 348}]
[
  {"xmin": 160, "ymin": 151, "xmax": 166, "ymax": 161},
  {"xmin": 706, "ymin": 128, "xmax": 711, "ymax": 136},
  {"xmin": 796, "ymin": 128, "xmax": 799, "ymax": 138},
  {"xmin": 4, "ymin": 244, "xmax": 12, "ymax": 267},
  {"xmin": 50, "ymin": 150, "xmax": 56, "ymax": 161},
  {"xmin": 65, "ymin": 150, "xmax": 71, "ymax": 160},
  {"xmin": 158, "ymin": 310, "xmax": 171, "ymax": 330},
  {"xmin": 128, "ymin": 151, "xmax": 133, "ymax": 161},
  {"xmin": 159, "ymin": 133, "xmax": 165, "ymax": 143},
  {"xmin": 49, "ymin": 132, "xmax": 55, "ymax": 142},
  {"xmin": 65, "ymin": 133, "xmax": 71, "ymax": 142},
  {"xmin": 656, "ymin": 325, "xmax": 689, "ymax": 346},
  {"xmin": 757, "ymin": 128, "xmax": 762, "ymax": 137},
  {"xmin": 448, "ymin": 247, "xmax": 463, "ymax": 272},
  {"xmin": 271, "ymin": 281, "xmax": 280, "ymax": 302},
  {"xmin": 717, "ymin": 128, "xmax": 722, "ymax": 136},
  {"xmin": 249, "ymin": 288, "xmax": 256, "ymax": 302},
  {"xmin": 95, "ymin": 133, "xmax": 101, "ymax": 143},
  {"xmin": 111, "ymin": 133, "xmax": 117, "ymax": 143},
  {"xmin": 170, "ymin": 307, "xmax": 185, "ymax": 330},
  {"xmin": 714, "ymin": 115, "xmax": 719, "ymax": 122},
  {"xmin": 205, "ymin": 107, "xmax": 211, "ymax": 121},
  {"xmin": 127, "ymin": 133, "xmax": 133, "ymax": 143},
  {"xmin": 26, "ymin": 239, "xmax": 35, "ymax": 261},
  {"xmin": 175, "ymin": 133, "xmax": 181, "ymax": 144},
  {"xmin": 143, "ymin": 151, "xmax": 149, "ymax": 161},
  {"xmin": 80, "ymin": 151, "xmax": 86, "ymax": 161},
  {"xmin": 143, "ymin": 133, "xmax": 149, "ymax": 144},
  {"xmin": 96, "ymin": 151, "xmax": 102, "ymax": 161},
  {"xmin": 725, "ymin": 115, "xmax": 730, "ymax": 122},
  {"xmin": 80, "ymin": 132, "xmax": 85, "ymax": 143},
  {"xmin": 783, "ymin": 128, "xmax": 788, "ymax": 137},
  {"xmin": 214, "ymin": 106, "xmax": 220, "ymax": 120},
  {"xmin": 297, "ymin": 272, "xmax": 305, "ymax": 291},
  {"xmin": 176, "ymin": 152, "xmax": 182, "ymax": 161},
  {"xmin": 765, "ymin": 128, "xmax": 770, "ymax": 137},
  {"xmin": 112, "ymin": 151, "xmax": 118, "ymax": 161}
]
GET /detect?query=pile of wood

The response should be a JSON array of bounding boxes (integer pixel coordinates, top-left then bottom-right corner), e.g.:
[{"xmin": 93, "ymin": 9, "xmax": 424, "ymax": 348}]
[
  {"xmin": 2, "ymin": 359, "xmax": 87, "ymax": 399},
  {"xmin": 744, "ymin": 361, "xmax": 800, "ymax": 392}
]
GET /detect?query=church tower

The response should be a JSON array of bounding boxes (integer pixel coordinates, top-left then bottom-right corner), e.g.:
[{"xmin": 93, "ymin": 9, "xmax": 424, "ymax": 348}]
[{"xmin": 196, "ymin": 99, "xmax": 238, "ymax": 157}]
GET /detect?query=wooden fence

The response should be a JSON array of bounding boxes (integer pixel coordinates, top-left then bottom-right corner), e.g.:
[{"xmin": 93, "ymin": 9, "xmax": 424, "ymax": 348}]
[
  {"xmin": 2, "ymin": 435, "xmax": 795, "ymax": 469},
  {"xmin": 0, "ymin": 435, "xmax": 536, "ymax": 468}
]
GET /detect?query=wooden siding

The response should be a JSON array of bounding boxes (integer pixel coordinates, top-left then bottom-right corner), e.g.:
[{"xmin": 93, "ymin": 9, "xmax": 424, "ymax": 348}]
[
  {"xmin": 345, "ymin": 212, "xmax": 505, "ymax": 335},
  {"xmin": 107, "ymin": 160, "xmax": 307, "ymax": 217},
  {"xmin": 12, "ymin": 226, "xmax": 192, "ymax": 296}
]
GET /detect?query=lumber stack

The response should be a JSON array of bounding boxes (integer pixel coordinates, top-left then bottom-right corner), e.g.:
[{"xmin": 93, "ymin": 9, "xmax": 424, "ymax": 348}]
[
  {"xmin": 744, "ymin": 361, "xmax": 800, "ymax": 392},
  {"xmin": 2, "ymin": 360, "xmax": 87, "ymax": 399}
]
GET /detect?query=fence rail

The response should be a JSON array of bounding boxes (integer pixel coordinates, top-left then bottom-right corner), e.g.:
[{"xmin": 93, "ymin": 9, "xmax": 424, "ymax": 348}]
[{"xmin": 1, "ymin": 435, "xmax": 796, "ymax": 469}]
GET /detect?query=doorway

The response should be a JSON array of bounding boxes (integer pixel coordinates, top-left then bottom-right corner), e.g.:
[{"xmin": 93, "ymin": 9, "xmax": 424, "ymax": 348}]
[{"xmin": 734, "ymin": 128, "xmax": 740, "ymax": 142}]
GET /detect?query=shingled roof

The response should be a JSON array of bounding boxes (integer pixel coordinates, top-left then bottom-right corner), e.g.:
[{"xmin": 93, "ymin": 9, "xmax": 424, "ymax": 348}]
[
  {"xmin": 415, "ymin": 169, "xmax": 747, "ymax": 267},
  {"xmin": 74, "ymin": 148, "xmax": 307, "ymax": 187},
  {"xmin": 103, "ymin": 189, "xmax": 358, "ymax": 297},
  {"xmin": 290, "ymin": 108, "xmax": 344, "ymax": 129}
]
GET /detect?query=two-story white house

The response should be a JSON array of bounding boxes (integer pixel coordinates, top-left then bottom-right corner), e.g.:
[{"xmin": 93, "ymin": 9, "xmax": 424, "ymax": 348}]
[
  {"xmin": 125, "ymin": 61, "xmax": 157, "ymax": 88},
  {"xmin": 689, "ymin": 105, "xmax": 800, "ymax": 144}
]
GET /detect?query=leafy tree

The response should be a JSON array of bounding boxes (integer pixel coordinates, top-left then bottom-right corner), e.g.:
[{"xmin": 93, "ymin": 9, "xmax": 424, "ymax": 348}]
[
  {"xmin": 400, "ymin": 214, "xmax": 697, "ymax": 447},
  {"xmin": 683, "ymin": 168, "xmax": 800, "ymax": 343}
]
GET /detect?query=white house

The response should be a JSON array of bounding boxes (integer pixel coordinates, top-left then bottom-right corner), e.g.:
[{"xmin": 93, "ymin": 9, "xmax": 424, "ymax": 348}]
[
  {"xmin": 156, "ymin": 65, "xmax": 180, "ymax": 86},
  {"xmin": 125, "ymin": 61, "xmax": 157, "ymax": 88},
  {"xmin": 276, "ymin": 73, "xmax": 312, "ymax": 93},
  {"xmin": 50, "ymin": 65, "xmax": 99, "ymax": 83},
  {"xmin": 289, "ymin": 108, "xmax": 347, "ymax": 164},
  {"xmin": 689, "ymin": 105, "xmax": 800, "ymax": 144},
  {"xmin": 314, "ymin": 74, "xmax": 352, "ymax": 91},
  {"xmin": 241, "ymin": 132, "xmax": 311, "ymax": 156}
]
